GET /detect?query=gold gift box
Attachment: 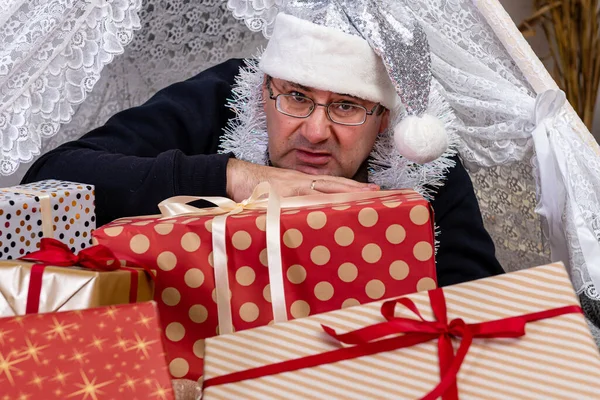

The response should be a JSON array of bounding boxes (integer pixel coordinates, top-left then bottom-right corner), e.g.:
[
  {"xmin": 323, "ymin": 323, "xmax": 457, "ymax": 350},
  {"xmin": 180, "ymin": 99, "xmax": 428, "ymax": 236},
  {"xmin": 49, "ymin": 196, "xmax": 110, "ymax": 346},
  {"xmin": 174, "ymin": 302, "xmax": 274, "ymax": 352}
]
[{"xmin": 0, "ymin": 260, "xmax": 153, "ymax": 316}]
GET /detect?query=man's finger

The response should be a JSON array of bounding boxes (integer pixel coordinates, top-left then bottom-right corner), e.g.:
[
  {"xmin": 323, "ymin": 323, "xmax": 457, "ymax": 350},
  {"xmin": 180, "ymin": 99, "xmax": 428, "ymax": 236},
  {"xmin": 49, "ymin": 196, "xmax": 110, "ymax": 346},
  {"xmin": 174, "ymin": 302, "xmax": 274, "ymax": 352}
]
[
  {"xmin": 280, "ymin": 184, "xmax": 319, "ymax": 197},
  {"xmin": 314, "ymin": 175, "xmax": 372, "ymax": 188},
  {"xmin": 313, "ymin": 180, "xmax": 379, "ymax": 194}
]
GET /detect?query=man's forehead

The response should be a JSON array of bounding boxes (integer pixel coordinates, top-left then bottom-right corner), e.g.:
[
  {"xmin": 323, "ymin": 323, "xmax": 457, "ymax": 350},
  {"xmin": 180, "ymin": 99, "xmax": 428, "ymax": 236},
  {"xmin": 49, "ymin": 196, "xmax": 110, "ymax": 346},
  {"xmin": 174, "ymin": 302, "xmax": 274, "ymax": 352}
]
[{"xmin": 277, "ymin": 78, "xmax": 365, "ymax": 101}]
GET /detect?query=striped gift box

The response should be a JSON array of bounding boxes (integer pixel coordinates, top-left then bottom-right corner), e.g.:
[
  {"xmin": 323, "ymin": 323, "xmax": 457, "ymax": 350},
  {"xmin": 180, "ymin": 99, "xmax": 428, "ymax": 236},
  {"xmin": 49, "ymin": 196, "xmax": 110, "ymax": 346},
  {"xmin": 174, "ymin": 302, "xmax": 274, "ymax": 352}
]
[{"xmin": 202, "ymin": 263, "xmax": 600, "ymax": 399}]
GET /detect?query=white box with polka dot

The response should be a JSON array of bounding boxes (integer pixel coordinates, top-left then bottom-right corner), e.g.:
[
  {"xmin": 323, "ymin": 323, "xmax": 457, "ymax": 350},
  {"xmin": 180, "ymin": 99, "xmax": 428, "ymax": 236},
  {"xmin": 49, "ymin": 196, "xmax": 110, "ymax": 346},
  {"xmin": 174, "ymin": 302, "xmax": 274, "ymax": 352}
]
[{"xmin": 0, "ymin": 180, "xmax": 95, "ymax": 260}]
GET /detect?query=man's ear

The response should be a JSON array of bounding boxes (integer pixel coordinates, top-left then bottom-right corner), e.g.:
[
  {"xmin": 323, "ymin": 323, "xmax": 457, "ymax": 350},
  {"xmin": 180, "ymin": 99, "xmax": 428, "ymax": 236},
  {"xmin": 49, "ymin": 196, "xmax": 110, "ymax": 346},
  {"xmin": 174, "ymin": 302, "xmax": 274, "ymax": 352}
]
[{"xmin": 378, "ymin": 109, "xmax": 391, "ymax": 134}]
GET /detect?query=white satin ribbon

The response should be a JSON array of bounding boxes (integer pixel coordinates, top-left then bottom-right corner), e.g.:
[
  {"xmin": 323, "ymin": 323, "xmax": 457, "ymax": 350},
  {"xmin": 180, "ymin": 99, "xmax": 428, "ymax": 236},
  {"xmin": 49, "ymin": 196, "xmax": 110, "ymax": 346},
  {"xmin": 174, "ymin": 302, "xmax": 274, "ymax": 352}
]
[
  {"xmin": 0, "ymin": 187, "xmax": 54, "ymax": 238},
  {"xmin": 159, "ymin": 185, "xmax": 416, "ymax": 335},
  {"xmin": 532, "ymin": 90, "xmax": 600, "ymax": 289},
  {"xmin": 160, "ymin": 183, "xmax": 273, "ymax": 335},
  {"xmin": 265, "ymin": 184, "xmax": 286, "ymax": 326}
]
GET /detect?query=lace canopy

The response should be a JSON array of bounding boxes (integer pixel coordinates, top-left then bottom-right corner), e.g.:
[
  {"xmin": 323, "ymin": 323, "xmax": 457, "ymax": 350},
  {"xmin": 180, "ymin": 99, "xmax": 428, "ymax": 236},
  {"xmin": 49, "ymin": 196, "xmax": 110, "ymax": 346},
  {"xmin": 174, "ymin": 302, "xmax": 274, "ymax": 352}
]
[
  {"xmin": 0, "ymin": 0, "xmax": 266, "ymax": 183},
  {"xmin": 2, "ymin": 0, "xmax": 600, "ymax": 301},
  {"xmin": 0, "ymin": 0, "xmax": 142, "ymax": 177}
]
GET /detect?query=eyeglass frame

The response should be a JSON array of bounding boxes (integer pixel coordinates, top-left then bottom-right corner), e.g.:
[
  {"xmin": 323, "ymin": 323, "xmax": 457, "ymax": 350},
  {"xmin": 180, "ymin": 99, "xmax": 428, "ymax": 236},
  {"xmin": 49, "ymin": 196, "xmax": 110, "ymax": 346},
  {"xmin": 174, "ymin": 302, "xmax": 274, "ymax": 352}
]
[{"xmin": 265, "ymin": 76, "xmax": 383, "ymax": 126}]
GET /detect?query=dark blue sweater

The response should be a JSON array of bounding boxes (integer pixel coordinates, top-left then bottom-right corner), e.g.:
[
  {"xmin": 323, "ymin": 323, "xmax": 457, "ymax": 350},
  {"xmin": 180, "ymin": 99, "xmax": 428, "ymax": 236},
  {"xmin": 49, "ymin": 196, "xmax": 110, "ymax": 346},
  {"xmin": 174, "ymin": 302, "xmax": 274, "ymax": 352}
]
[{"xmin": 22, "ymin": 58, "xmax": 504, "ymax": 286}]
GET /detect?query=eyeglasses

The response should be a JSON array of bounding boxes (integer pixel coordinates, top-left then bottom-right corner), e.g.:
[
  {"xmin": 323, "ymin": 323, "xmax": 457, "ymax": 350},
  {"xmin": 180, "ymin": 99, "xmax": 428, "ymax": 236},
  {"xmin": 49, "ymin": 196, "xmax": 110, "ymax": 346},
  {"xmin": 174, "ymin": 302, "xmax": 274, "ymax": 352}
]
[{"xmin": 266, "ymin": 76, "xmax": 382, "ymax": 126}]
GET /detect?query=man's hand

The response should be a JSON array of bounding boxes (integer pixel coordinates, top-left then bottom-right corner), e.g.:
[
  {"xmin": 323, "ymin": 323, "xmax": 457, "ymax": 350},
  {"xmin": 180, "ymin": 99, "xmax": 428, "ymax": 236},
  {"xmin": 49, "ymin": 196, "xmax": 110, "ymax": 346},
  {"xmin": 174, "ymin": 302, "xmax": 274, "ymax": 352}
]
[{"xmin": 226, "ymin": 158, "xmax": 379, "ymax": 202}]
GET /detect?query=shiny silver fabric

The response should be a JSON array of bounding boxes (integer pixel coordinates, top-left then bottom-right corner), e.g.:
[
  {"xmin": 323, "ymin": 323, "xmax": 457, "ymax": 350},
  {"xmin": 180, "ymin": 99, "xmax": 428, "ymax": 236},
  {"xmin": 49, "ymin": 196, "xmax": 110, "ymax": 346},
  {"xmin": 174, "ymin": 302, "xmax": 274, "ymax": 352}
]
[{"xmin": 282, "ymin": 0, "xmax": 432, "ymax": 116}]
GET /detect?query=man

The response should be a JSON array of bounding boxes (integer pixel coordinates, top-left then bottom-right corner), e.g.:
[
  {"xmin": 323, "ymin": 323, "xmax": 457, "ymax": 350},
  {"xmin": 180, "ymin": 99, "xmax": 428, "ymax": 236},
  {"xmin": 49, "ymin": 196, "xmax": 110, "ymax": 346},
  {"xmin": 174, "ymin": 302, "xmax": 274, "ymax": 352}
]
[{"xmin": 22, "ymin": 4, "xmax": 504, "ymax": 287}]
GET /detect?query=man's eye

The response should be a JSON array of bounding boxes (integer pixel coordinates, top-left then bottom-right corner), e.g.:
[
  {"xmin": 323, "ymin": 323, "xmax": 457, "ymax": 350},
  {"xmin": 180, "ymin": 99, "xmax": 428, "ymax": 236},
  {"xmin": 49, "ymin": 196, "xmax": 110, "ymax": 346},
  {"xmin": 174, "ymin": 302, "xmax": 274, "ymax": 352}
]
[
  {"xmin": 289, "ymin": 92, "xmax": 309, "ymax": 103},
  {"xmin": 337, "ymin": 103, "xmax": 356, "ymax": 111},
  {"xmin": 333, "ymin": 102, "xmax": 360, "ymax": 113}
]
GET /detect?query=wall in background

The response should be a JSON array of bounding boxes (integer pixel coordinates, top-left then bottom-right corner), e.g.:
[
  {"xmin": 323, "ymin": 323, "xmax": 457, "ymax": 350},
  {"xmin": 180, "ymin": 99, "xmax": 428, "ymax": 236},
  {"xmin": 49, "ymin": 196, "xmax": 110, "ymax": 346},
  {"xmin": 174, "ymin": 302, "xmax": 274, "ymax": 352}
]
[
  {"xmin": 500, "ymin": 0, "xmax": 600, "ymax": 142},
  {"xmin": 500, "ymin": 0, "xmax": 550, "ymax": 58}
]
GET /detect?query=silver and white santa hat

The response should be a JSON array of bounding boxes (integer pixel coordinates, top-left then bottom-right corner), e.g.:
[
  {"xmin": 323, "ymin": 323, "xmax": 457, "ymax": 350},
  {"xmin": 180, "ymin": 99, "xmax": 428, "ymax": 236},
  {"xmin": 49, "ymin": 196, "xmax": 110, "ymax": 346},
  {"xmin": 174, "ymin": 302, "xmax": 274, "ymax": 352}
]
[{"xmin": 258, "ymin": 0, "xmax": 448, "ymax": 164}]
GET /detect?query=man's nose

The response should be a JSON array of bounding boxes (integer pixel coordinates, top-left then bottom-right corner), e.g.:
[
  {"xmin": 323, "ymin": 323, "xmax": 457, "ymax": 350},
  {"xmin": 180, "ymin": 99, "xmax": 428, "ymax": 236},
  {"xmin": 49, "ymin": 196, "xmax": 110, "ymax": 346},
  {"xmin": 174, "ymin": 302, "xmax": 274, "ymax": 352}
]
[{"xmin": 300, "ymin": 105, "xmax": 332, "ymax": 143}]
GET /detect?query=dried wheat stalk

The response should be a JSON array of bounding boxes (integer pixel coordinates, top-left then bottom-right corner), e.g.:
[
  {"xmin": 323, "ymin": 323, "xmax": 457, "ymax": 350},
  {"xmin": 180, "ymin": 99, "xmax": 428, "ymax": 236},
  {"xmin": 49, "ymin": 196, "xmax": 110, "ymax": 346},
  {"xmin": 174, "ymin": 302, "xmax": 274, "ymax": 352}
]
[{"xmin": 520, "ymin": 0, "xmax": 600, "ymax": 129}]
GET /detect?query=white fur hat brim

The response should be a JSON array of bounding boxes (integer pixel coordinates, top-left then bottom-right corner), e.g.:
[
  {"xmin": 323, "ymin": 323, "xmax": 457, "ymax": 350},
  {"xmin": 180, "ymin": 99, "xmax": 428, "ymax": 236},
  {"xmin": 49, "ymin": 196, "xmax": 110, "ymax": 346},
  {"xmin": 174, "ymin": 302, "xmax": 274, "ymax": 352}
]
[{"xmin": 259, "ymin": 13, "xmax": 399, "ymax": 110}]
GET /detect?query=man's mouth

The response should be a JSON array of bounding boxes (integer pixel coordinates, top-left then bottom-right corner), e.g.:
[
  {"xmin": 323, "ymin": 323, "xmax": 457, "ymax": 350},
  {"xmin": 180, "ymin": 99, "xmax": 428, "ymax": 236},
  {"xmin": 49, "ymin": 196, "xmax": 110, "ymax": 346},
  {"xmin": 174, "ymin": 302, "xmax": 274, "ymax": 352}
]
[{"xmin": 294, "ymin": 149, "xmax": 332, "ymax": 166}]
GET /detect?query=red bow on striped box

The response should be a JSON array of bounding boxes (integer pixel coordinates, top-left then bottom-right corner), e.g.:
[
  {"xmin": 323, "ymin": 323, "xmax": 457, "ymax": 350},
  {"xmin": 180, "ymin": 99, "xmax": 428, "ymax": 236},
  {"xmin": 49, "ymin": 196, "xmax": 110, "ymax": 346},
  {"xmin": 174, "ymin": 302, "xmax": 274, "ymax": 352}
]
[{"xmin": 202, "ymin": 263, "xmax": 600, "ymax": 400}]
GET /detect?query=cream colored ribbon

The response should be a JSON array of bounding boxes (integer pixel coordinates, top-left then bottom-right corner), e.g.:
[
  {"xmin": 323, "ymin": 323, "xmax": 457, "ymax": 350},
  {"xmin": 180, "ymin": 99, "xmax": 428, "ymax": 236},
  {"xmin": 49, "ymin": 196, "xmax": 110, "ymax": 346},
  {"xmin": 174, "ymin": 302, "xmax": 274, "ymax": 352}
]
[
  {"xmin": 0, "ymin": 187, "xmax": 54, "ymax": 238},
  {"xmin": 159, "ymin": 184, "xmax": 414, "ymax": 335},
  {"xmin": 160, "ymin": 183, "xmax": 275, "ymax": 335}
]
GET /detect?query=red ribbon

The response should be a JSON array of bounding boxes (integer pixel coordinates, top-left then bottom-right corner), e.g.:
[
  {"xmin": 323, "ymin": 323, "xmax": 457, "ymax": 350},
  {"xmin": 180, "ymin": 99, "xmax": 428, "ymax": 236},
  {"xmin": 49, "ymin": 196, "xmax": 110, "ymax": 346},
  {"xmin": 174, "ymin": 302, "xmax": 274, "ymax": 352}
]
[
  {"xmin": 19, "ymin": 238, "xmax": 153, "ymax": 314},
  {"xmin": 203, "ymin": 288, "xmax": 583, "ymax": 399}
]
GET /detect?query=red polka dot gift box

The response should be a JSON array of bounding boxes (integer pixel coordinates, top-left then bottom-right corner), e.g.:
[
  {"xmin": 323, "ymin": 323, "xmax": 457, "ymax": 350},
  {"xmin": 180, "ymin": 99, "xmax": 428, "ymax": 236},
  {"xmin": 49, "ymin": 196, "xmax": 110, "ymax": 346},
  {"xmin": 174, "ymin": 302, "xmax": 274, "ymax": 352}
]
[
  {"xmin": 92, "ymin": 187, "xmax": 437, "ymax": 381},
  {"xmin": 0, "ymin": 180, "xmax": 96, "ymax": 260},
  {"xmin": 0, "ymin": 301, "xmax": 175, "ymax": 400}
]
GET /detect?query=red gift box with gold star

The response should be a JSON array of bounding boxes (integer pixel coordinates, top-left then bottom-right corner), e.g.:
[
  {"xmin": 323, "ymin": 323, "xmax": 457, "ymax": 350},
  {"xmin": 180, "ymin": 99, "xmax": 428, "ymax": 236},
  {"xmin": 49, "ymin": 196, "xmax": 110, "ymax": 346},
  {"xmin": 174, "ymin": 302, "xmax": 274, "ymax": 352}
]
[
  {"xmin": 92, "ymin": 188, "xmax": 437, "ymax": 381},
  {"xmin": 0, "ymin": 302, "xmax": 174, "ymax": 400}
]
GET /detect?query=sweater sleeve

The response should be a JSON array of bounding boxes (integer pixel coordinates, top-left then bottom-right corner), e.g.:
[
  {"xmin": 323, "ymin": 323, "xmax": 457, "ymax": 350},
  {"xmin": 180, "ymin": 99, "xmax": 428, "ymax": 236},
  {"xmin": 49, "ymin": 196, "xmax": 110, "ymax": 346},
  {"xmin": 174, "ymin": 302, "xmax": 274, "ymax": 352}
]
[
  {"xmin": 431, "ymin": 156, "xmax": 505, "ymax": 286},
  {"xmin": 22, "ymin": 59, "xmax": 245, "ymax": 227}
]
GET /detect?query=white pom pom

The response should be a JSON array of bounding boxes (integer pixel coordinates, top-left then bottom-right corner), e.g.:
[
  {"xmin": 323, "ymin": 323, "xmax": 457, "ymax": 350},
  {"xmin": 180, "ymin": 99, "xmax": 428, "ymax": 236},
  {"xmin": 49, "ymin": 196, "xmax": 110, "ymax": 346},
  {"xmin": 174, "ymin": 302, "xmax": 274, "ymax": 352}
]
[{"xmin": 393, "ymin": 114, "xmax": 448, "ymax": 164}]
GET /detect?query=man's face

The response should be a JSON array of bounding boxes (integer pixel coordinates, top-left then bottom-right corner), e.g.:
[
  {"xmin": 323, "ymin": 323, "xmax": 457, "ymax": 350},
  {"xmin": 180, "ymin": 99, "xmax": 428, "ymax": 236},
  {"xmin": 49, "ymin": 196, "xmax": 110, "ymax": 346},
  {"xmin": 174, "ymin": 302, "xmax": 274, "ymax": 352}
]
[{"xmin": 263, "ymin": 77, "xmax": 389, "ymax": 178}]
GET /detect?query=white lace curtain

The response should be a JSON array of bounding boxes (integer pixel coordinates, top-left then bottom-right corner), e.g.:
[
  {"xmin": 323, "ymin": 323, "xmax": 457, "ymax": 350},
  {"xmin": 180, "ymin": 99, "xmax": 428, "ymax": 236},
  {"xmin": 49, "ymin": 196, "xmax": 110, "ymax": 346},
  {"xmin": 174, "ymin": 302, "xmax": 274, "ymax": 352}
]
[
  {"xmin": 0, "ymin": 0, "xmax": 267, "ymax": 185},
  {"xmin": 0, "ymin": 0, "xmax": 142, "ymax": 179}
]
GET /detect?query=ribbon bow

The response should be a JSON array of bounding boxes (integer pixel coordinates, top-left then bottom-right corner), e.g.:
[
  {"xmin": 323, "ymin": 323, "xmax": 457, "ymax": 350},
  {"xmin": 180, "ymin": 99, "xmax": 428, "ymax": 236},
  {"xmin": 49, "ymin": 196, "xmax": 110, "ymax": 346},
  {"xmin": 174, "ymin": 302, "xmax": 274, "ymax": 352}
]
[
  {"xmin": 322, "ymin": 289, "xmax": 536, "ymax": 400},
  {"xmin": 21, "ymin": 238, "xmax": 127, "ymax": 270},
  {"xmin": 530, "ymin": 90, "xmax": 600, "ymax": 291},
  {"xmin": 19, "ymin": 238, "xmax": 152, "ymax": 314},
  {"xmin": 531, "ymin": 90, "xmax": 569, "ymax": 266},
  {"xmin": 158, "ymin": 183, "xmax": 271, "ymax": 218},
  {"xmin": 203, "ymin": 289, "xmax": 582, "ymax": 399}
]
